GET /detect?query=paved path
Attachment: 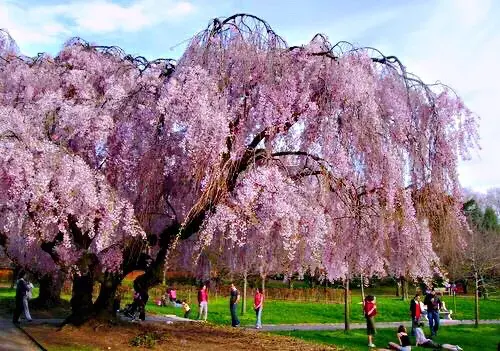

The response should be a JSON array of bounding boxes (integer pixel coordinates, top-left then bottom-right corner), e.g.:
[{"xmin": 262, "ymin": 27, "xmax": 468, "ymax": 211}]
[
  {"xmin": 0, "ymin": 318, "xmax": 42, "ymax": 351},
  {"xmin": 257, "ymin": 319, "xmax": 500, "ymax": 332}
]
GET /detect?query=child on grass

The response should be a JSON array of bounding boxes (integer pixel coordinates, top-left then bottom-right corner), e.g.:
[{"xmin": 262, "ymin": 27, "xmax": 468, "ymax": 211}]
[{"xmin": 181, "ymin": 300, "xmax": 191, "ymax": 319}]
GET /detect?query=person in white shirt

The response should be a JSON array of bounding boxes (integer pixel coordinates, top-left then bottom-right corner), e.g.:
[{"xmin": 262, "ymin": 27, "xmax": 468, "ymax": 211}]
[
  {"xmin": 23, "ymin": 280, "xmax": 34, "ymax": 322},
  {"xmin": 415, "ymin": 323, "xmax": 462, "ymax": 350}
]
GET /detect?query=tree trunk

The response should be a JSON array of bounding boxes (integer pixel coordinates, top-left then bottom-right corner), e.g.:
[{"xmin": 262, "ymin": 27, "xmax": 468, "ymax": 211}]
[
  {"xmin": 11, "ymin": 265, "xmax": 20, "ymax": 289},
  {"xmin": 360, "ymin": 274, "xmax": 365, "ymax": 302},
  {"xmin": 241, "ymin": 271, "xmax": 247, "ymax": 315},
  {"xmin": 399, "ymin": 276, "xmax": 409, "ymax": 301},
  {"xmin": 396, "ymin": 279, "xmax": 401, "ymax": 297},
  {"xmin": 261, "ymin": 275, "xmax": 266, "ymax": 293},
  {"xmin": 65, "ymin": 272, "xmax": 96, "ymax": 326},
  {"xmin": 94, "ymin": 273, "xmax": 121, "ymax": 318},
  {"xmin": 344, "ymin": 279, "xmax": 350, "ymax": 331},
  {"xmin": 31, "ymin": 272, "xmax": 64, "ymax": 309},
  {"xmin": 474, "ymin": 272, "xmax": 479, "ymax": 328}
]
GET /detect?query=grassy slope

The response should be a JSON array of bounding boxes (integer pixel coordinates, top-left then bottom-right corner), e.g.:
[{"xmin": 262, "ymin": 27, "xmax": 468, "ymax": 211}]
[{"xmin": 274, "ymin": 325, "xmax": 500, "ymax": 351}]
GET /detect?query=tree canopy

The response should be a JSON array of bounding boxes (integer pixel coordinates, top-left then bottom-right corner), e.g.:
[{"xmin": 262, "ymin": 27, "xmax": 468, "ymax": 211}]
[{"xmin": 0, "ymin": 14, "xmax": 479, "ymax": 318}]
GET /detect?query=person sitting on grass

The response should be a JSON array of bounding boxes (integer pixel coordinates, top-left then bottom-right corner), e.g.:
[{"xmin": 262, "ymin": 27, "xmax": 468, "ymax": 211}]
[
  {"xmin": 181, "ymin": 300, "xmax": 191, "ymax": 319},
  {"xmin": 415, "ymin": 322, "xmax": 463, "ymax": 350},
  {"xmin": 387, "ymin": 325, "xmax": 412, "ymax": 351}
]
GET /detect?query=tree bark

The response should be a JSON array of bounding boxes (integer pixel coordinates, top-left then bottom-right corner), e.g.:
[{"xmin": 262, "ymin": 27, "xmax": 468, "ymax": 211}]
[
  {"xmin": 396, "ymin": 279, "xmax": 401, "ymax": 297},
  {"xmin": 401, "ymin": 276, "xmax": 409, "ymax": 301},
  {"xmin": 241, "ymin": 271, "xmax": 247, "ymax": 315},
  {"xmin": 261, "ymin": 275, "xmax": 266, "ymax": 294},
  {"xmin": 344, "ymin": 278, "xmax": 350, "ymax": 331},
  {"xmin": 94, "ymin": 273, "xmax": 121, "ymax": 318},
  {"xmin": 474, "ymin": 272, "xmax": 479, "ymax": 328},
  {"xmin": 360, "ymin": 274, "xmax": 365, "ymax": 302},
  {"xmin": 65, "ymin": 272, "xmax": 96, "ymax": 326},
  {"xmin": 31, "ymin": 272, "xmax": 64, "ymax": 309},
  {"xmin": 11, "ymin": 265, "xmax": 20, "ymax": 289}
]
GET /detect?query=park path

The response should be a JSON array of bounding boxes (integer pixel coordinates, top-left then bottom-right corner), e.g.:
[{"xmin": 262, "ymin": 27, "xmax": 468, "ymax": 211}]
[
  {"xmin": 0, "ymin": 318, "xmax": 43, "ymax": 350},
  {"xmin": 257, "ymin": 319, "xmax": 500, "ymax": 332}
]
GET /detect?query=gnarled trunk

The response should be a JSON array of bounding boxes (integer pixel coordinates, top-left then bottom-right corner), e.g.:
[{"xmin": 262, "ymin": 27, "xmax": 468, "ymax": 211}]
[
  {"xmin": 31, "ymin": 272, "xmax": 64, "ymax": 309},
  {"xmin": 65, "ymin": 272, "xmax": 95, "ymax": 325},
  {"xmin": 94, "ymin": 273, "xmax": 122, "ymax": 318}
]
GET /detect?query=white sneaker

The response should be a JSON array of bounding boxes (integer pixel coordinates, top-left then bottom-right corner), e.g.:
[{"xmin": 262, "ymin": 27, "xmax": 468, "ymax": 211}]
[
  {"xmin": 455, "ymin": 347, "xmax": 463, "ymax": 351},
  {"xmin": 368, "ymin": 343, "xmax": 376, "ymax": 348}
]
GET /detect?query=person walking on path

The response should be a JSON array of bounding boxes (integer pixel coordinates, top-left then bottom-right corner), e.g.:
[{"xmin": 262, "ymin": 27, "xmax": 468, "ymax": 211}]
[
  {"xmin": 409, "ymin": 294, "xmax": 422, "ymax": 336},
  {"xmin": 23, "ymin": 279, "xmax": 34, "ymax": 322},
  {"xmin": 415, "ymin": 322, "xmax": 463, "ymax": 350},
  {"xmin": 424, "ymin": 288, "xmax": 442, "ymax": 336},
  {"xmin": 253, "ymin": 287, "xmax": 264, "ymax": 329},
  {"xmin": 229, "ymin": 283, "xmax": 240, "ymax": 327},
  {"xmin": 12, "ymin": 272, "xmax": 29, "ymax": 324},
  {"xmin": 197, "ymin": 283, "xmax": 208, "ymax": 321},
  {"xmin": 363, "ymin": 295, "xmax": 377, "ymax": 348}
]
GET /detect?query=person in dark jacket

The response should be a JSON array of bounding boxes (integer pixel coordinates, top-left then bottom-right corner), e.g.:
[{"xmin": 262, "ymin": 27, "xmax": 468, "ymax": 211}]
[
  {"xmin": 13, "ymin": 271, "xmax": 28, "ymax": 324},
  {"xmin": 424, "ymin": 289, "xmax": 442, "ymax": 336},
  {"xmin": 409, "ymin": 294, "xmax": 422, "ymax": 336},
  {"xmin": 229, "ymin": 283, "xmax": 240, "ymax": 327}
]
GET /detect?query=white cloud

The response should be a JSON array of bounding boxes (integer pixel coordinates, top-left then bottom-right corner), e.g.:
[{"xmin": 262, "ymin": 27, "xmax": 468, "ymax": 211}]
[
  {"xmin": 381, "ymin": 0, "xmax": 500, "ymax": 191},
  {"xmin": 0, "ymin": 0, "xmax": 196, "ymax": 49}
]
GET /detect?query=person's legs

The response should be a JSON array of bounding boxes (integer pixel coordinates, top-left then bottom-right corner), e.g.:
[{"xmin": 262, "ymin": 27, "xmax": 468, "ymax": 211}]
[
  {"xmin": 138, "ymin": 301, "xmax": 146, "ymax": 321},
  {"xmin": 411, "ymin": 317, "xmax": 418, "ymax": 336},
  {"xmin": 230, "ymin": 303, "xmax": 239, "ymax": 326},
  {"xmin": 200, "ymin": 301, "xmax": 208, "ymax": 321},
  {"xmin": 256, "ymin": 307, "xmax": 262, "ymax": 328},
  {"xmin": 422, "ymin": 340, "xmax": 441, "ymax": 348},
  {"xmin": 428, "ymin": 311, "xmax": 436, "ymax": 336},
  {"xmin": 434, "ymin": 312, "xmax": 440, "ymax": 335},
  {"xmin": 13, "ymin": 298, "xmax": 23, "ymax": 323},
  {"xmin": 23, "ymin": 296, "xmax": 32, "ymax": 321},
  {"xmin": 387, "ymin": 341, "xmax": 402, "ymax": 350},
  {"xmin": 230, "ymin": 304, "xmax": 236, "ymax": 326}
]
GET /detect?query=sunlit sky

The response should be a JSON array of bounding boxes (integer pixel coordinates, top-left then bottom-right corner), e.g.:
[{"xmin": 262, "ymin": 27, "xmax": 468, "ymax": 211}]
[{"xmin": 2, "ymin": 0, "xmax": 499, "ymax": 192}]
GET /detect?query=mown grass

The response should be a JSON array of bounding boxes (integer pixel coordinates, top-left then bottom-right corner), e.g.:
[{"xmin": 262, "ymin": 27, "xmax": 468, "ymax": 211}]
[
  {"xmin": 1, "ymin": 286, "xmax": 499, "ymax": 326},
  {"xmin": 274, "ymin": 325, "xmax": 500, "ymax": 351},
  {"xmin": 141, "ymin": 292, "xmax": 500, "ymax": 326}
]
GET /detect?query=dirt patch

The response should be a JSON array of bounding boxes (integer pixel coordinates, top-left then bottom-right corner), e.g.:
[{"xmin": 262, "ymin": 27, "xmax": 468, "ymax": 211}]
[{"xmin": 24, "ymin": 320, "xmax": 339, "ymax": 351}]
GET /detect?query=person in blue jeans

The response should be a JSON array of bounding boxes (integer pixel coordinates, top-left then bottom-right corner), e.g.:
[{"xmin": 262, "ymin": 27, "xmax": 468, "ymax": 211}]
[
  {"xmin": 229, "ymin": 283, "xmax": 240, "ymax": 327},
  {"xmin": 424, "ymin": 289, "xmax": 442, "ymax": 336}
]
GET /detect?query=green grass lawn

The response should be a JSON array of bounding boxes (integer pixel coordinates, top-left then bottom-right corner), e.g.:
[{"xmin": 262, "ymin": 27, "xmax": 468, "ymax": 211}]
[
  {"xmin": 274, "ymin": 325, "xmax": 500, "ymax": 351},
  {"xmin": 141, "ymin": 292, "xmax": 500, "ymax": 326},
  {"xmin": 1, "ymin": 286, "xmax": 499, "ymax": 326}
]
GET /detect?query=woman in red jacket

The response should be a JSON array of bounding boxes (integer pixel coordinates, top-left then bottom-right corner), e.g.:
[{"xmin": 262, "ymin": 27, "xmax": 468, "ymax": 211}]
[
  {"xmin": 363, "ymin": 295, "xmax": 377, "ymax": 348},
  {"xmin": 253, "ymin": 287, "xmax": 264, "ymax": 329}
]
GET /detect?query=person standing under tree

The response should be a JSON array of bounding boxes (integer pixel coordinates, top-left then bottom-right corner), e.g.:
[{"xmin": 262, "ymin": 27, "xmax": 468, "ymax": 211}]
[
  {"xmin": 253, "ymin": 287, "xmax": 264, "ymax": 329},
  {"xmin": 197, "ymin": 283, "xmax": 208, "ymax": 321},
  {"xmin": 12, "ymin": 271, "xmax": 29, "ymax": 324},
  {"xmin": 424, "ymin": 288, "xmax": 441, "ymax": 336},
  {"xmin": 363, "ymin": 295, "xmax": 377, "ymax": 348},
  {"xmin": 229, "ymin": 283, "xmax": 240, "ymax": 327},
  {"xmin": 409, "ymin": 294, "xmax": 422, "ymax": 336},
  {"xmin": 23, "ymin": 278, "xmax": 34, "ymax": 322}
]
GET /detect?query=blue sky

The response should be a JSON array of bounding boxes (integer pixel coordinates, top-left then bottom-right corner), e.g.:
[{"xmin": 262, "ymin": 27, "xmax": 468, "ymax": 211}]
[{"xmin": 1, "ymin": 0, "xmax": 499, "ymax": 191}]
